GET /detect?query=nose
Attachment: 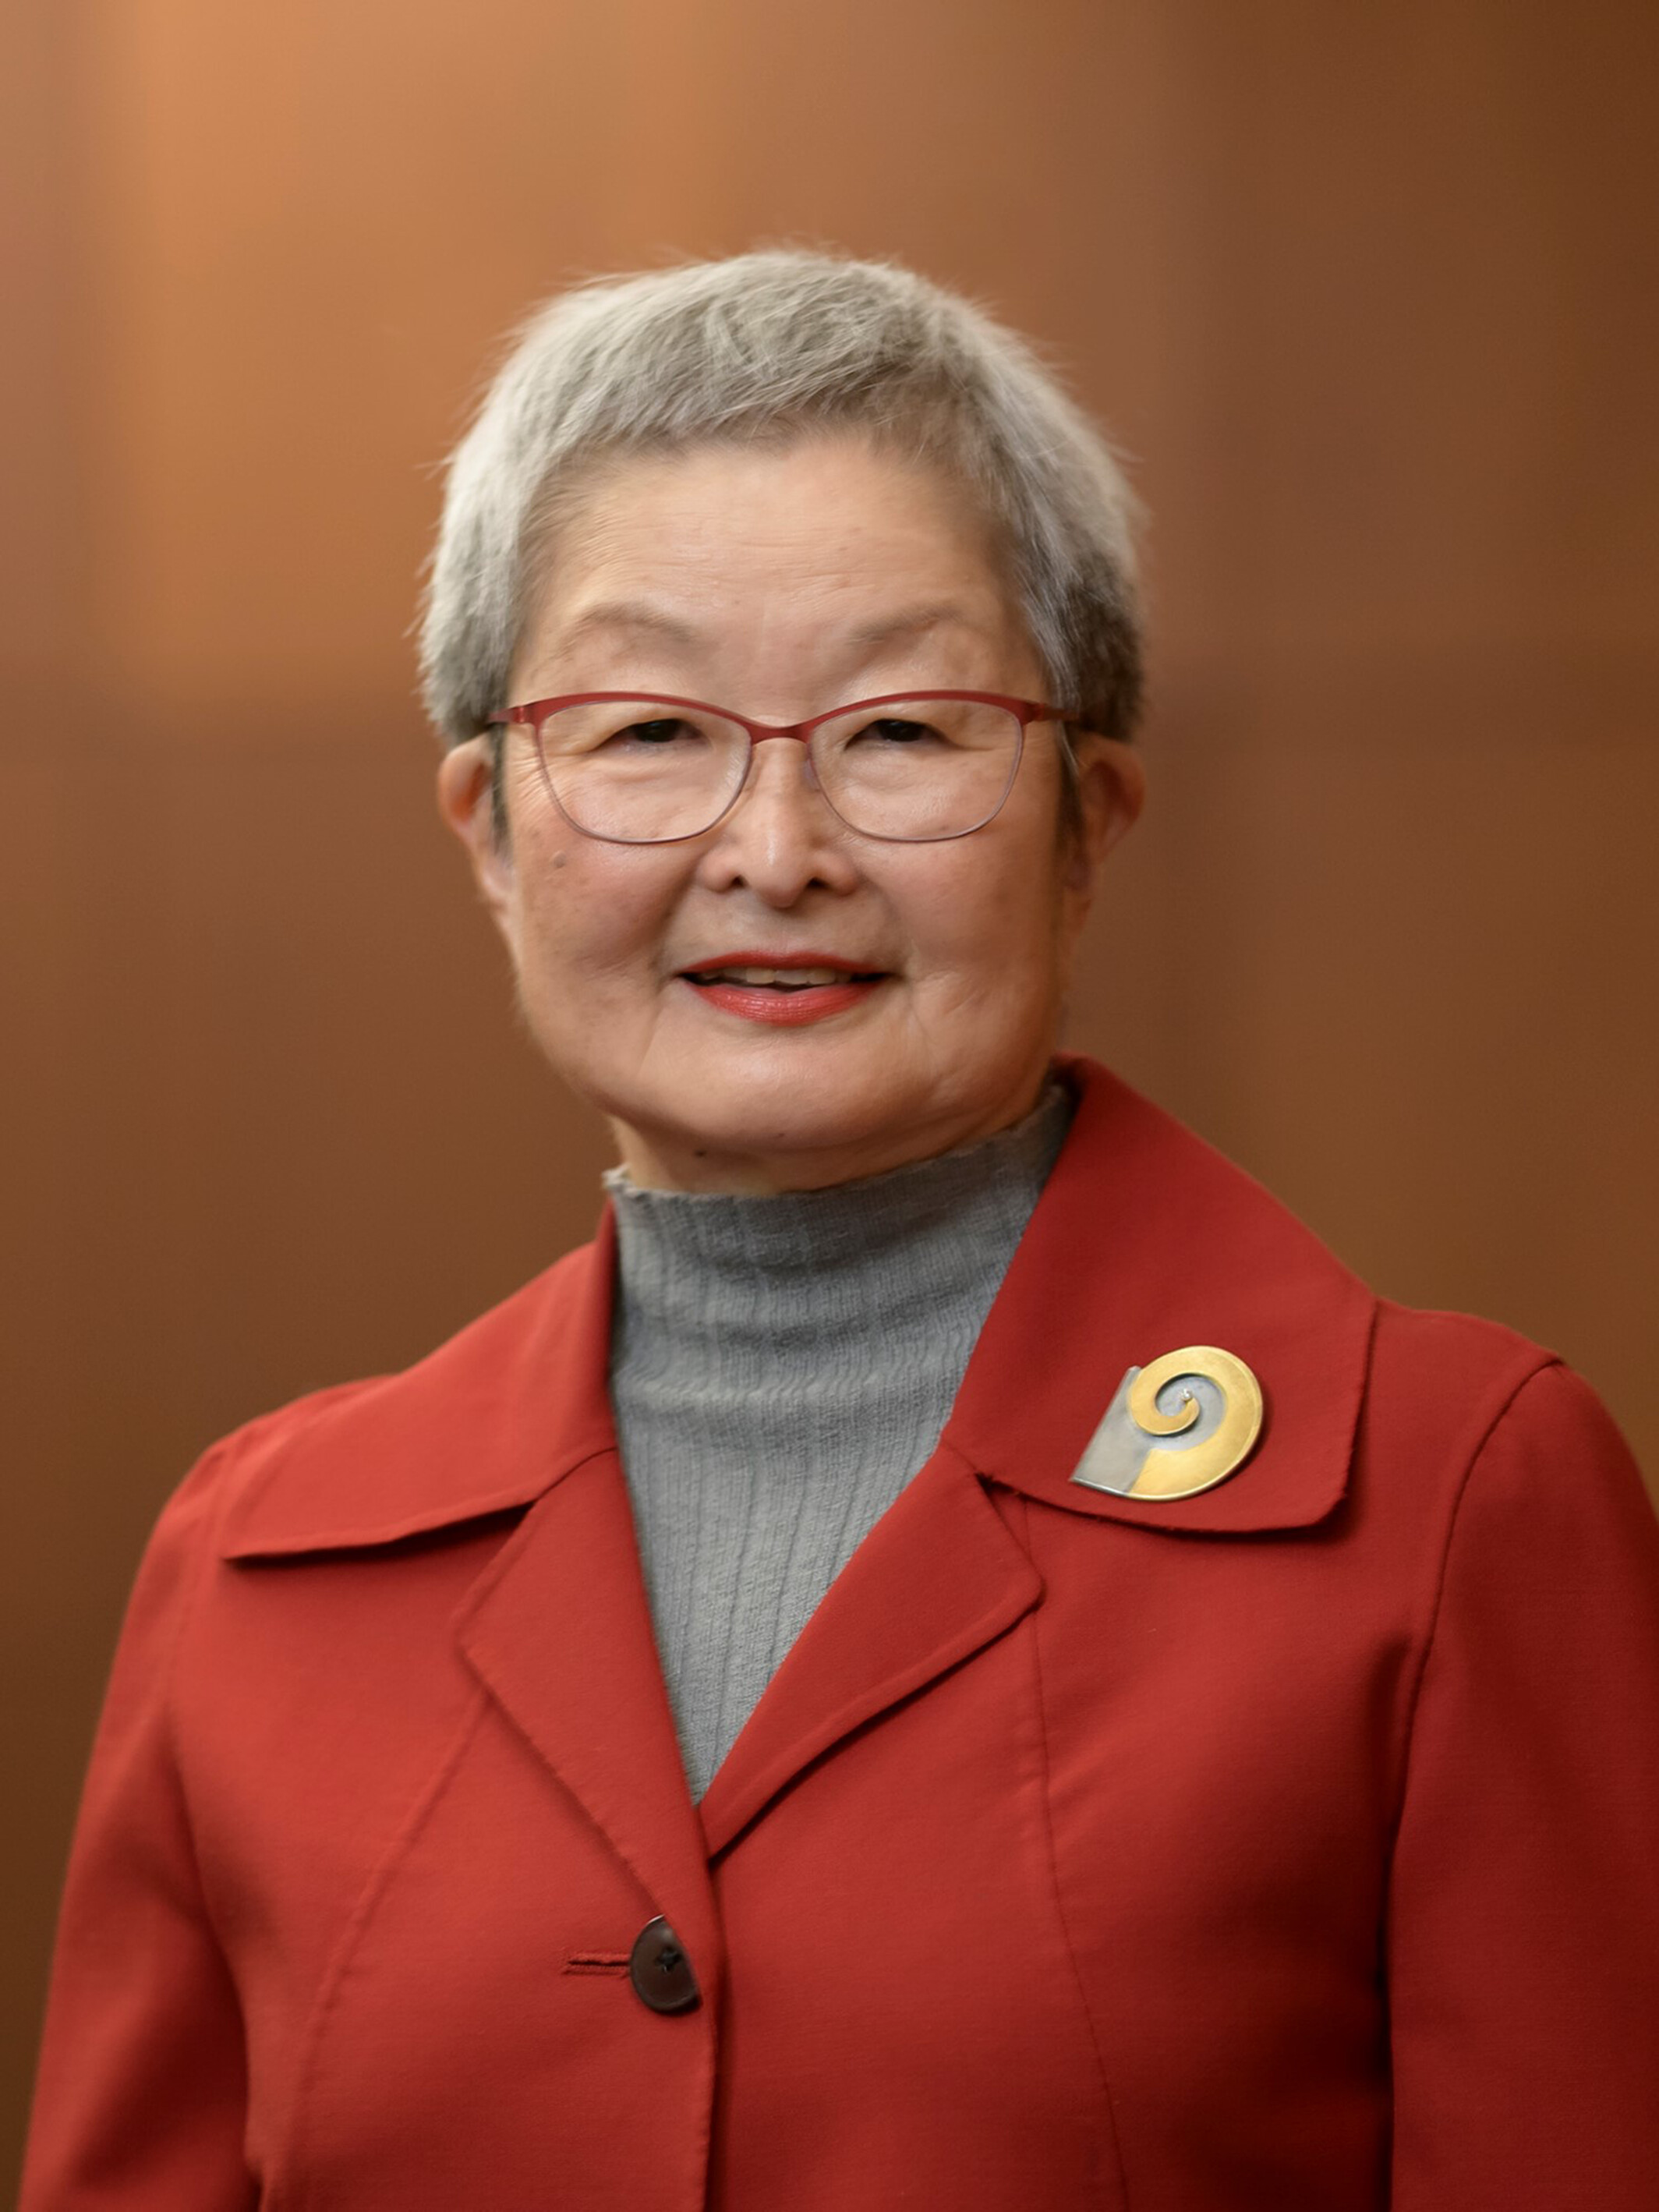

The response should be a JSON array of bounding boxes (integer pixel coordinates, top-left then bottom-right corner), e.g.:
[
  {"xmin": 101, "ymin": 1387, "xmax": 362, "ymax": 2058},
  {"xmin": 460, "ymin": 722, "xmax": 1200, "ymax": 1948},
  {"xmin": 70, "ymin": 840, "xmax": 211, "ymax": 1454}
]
[{"xmin": 693, "ymin": 734, "xmax": 862, "ymax": 905}]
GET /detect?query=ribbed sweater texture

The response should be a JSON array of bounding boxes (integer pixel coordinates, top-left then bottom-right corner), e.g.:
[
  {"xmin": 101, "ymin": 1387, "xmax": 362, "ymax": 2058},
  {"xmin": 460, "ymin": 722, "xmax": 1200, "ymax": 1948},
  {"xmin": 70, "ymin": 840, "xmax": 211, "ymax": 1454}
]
[{"xmin": 604, "ymin": 1081, "xmax": 1074, "ymax": 1800}]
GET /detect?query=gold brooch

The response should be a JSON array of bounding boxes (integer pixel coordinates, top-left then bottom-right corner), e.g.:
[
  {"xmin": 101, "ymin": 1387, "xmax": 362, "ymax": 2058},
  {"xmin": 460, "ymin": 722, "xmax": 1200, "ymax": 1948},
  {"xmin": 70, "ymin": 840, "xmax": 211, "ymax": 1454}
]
[{"xmin": 1070, "ymin": 1346, "xmax": 1265, "ymax": 1500}]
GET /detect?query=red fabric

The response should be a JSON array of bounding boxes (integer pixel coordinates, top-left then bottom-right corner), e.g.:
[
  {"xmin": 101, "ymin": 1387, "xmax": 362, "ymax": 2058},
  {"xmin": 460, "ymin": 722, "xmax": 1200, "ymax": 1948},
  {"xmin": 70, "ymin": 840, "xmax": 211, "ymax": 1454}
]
[{"xmin": 22, "ymin": 1059, "xmax": 1659, "ymax": 2210}]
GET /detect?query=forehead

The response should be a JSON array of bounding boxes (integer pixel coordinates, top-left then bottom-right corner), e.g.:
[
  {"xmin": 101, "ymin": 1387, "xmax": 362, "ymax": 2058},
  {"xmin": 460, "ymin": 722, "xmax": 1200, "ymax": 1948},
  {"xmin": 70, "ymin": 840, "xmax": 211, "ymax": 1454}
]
[{"xmin": 516, "ymin": 433, "xmax": 1028, "ymax": 689}]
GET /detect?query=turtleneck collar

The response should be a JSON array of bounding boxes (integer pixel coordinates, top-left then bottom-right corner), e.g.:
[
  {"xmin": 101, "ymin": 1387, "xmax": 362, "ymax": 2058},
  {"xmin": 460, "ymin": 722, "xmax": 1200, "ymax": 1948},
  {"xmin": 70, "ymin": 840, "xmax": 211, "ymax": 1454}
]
[{"xmin": 603, "ymin": 1078, "xmax": 1075, "ymax": 1348}]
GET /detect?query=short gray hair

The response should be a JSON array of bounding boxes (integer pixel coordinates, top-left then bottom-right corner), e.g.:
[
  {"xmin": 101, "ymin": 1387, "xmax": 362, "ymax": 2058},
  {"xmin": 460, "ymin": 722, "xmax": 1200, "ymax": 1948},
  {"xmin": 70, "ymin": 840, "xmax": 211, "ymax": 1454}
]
[{"xmin": 419, "ymin": 250, "xmax": 1143, "ymax": 756}]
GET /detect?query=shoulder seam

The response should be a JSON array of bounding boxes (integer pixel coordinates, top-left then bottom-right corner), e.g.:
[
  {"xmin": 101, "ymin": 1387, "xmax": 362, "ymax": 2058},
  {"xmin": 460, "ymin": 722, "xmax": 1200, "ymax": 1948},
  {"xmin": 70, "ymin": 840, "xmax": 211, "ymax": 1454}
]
[
  {"xmin": 157, "ymin": 1432, "xmax": 256, "ymax": 1940},
  {"xmin": 1386, "ymin": 1352, "xmax": 1564, "ymax": 1844}
]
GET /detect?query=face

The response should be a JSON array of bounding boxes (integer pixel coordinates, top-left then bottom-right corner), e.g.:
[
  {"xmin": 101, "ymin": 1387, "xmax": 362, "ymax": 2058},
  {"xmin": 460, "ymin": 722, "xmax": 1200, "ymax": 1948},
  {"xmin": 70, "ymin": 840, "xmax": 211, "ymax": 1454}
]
[{"xmin": 438, "ymin": 433, "xmax": 1143, "ymax": 1193}]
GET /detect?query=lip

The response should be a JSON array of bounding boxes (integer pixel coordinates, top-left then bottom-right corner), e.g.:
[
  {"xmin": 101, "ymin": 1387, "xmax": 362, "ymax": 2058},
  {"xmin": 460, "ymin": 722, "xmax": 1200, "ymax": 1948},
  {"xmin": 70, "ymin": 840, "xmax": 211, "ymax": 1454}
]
[
  {"xmin": 675, "ymin": 950, "xmax": 883, "ymax": 975},
  {"xmin": 674, "ymin": 951, "xmax": 890, "ymax": 1029},
  {"xmin": 676, "ymin": 976, "xmax": 887, "ymax": 1027}
]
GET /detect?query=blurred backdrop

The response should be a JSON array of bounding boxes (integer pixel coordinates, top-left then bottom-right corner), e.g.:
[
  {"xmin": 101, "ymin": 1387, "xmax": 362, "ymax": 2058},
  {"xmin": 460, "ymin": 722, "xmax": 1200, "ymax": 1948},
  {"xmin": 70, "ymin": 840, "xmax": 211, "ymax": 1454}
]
[{"xmin": 4, "ymin": 0, "xmax": 1656, "ymax": 2180}]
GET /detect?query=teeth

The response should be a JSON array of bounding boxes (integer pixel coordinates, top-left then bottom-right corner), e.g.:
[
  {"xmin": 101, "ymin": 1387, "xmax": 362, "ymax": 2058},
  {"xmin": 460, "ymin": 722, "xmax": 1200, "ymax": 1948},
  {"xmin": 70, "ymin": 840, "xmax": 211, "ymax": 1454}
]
[{"xmin": 695, "ymin": 965, "xmax": 851, "ymax": 987}]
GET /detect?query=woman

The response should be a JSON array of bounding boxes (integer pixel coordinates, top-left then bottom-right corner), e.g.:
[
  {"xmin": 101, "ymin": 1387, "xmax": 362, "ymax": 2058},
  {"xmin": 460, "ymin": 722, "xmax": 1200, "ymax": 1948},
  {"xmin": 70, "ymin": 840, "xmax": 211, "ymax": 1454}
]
[{"xmin": 23, "ymin": 251, "xmax": 1659, "ymax": 2210}]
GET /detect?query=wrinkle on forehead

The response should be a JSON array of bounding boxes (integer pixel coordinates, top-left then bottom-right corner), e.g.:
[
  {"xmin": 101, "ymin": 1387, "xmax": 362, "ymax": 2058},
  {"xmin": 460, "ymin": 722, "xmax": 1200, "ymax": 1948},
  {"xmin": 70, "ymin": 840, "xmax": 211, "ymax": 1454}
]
[
  {"xmin": 551, "ymin": 597, "xmax": 993, "ymax": 661},
  {"xmin": 511, "ymin": 432, "xmax": 1031, "ymax": 702}
]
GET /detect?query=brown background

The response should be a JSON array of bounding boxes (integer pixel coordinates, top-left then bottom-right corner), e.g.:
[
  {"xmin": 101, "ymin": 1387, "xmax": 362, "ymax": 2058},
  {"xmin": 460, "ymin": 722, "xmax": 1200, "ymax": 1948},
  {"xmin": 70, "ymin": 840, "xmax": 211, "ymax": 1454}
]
[{"xmin": 5, "ymin": 0, "xmax": 1655, "ymax": 2183}]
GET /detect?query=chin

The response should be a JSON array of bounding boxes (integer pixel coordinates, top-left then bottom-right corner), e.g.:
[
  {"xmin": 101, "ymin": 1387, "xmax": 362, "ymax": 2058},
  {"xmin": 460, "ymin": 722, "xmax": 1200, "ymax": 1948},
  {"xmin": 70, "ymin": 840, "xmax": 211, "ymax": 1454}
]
[
  {"xmin": 670, "ymin": 1100, "xmax": 893, "ymax": 1164},
  {"xmin": 617, "ymin": 1076, "xmax": 932, "ymax": 1189}
]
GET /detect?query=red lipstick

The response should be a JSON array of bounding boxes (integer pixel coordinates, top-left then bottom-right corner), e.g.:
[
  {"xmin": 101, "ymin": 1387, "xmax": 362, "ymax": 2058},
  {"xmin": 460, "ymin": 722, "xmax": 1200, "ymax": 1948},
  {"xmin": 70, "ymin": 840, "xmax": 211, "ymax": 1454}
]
[{"xmin": 675, "ymin": 950, "xmax": 888, "ymax": 1028}]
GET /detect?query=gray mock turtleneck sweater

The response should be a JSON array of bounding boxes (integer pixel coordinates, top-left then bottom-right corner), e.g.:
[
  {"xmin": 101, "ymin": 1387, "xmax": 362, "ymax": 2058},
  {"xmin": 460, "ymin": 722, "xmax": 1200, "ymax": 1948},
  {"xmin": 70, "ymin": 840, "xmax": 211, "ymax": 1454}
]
[{"xmin": 604, "ymin": 1080, "xmax": 1074, "ymax": 1801}]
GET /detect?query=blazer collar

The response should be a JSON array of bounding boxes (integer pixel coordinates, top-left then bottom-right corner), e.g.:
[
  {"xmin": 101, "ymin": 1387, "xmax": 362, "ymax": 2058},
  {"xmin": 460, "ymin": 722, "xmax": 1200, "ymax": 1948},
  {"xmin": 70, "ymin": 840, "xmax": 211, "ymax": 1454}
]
[
  {"xmin": 219, "ymin": 1056, "xmax": 1374, "ymax": 1561},
  {"xmin": 943, "ymin": 1055, "xmax": 1374, "ymax": 1534},
  {"xmin": 218, "ymin": 1219, "xmax": 621, "ymax": 1559}
]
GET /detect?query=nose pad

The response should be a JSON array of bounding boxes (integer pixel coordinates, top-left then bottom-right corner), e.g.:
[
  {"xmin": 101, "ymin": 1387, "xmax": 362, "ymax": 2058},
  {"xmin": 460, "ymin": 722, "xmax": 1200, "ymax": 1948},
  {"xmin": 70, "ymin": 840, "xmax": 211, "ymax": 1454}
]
[{"xmin": 726, "ymin": 734, "xmax": 831, "ymax": 825}]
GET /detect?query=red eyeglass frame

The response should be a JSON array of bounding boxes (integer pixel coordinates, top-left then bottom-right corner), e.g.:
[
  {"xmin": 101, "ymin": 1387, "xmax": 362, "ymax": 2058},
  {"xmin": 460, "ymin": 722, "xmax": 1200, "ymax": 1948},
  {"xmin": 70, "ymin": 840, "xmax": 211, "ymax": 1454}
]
[{"xmin": 483, "ymin": 689, "xmax": 1074, "ymax": 844}]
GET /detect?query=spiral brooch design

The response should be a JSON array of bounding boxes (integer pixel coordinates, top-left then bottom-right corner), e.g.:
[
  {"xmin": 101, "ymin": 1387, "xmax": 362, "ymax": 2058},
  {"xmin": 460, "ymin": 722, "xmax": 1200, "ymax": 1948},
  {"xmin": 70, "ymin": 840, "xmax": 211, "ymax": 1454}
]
[{"xmin": 1070, "ymin": 1345, "xmax": 1265, "ymax": 1500}]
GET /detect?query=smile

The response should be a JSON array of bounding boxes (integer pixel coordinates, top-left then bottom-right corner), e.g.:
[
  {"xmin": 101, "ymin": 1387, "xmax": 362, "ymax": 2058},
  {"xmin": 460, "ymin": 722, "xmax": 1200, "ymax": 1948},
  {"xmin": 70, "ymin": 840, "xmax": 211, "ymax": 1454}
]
[
  {"xmin": 675, "ymin": 957, "xmax": 890, "ymax": 1028},
  {"xmin": 682, "ymin": 965, "xmax": 883, "ymax": 990}
]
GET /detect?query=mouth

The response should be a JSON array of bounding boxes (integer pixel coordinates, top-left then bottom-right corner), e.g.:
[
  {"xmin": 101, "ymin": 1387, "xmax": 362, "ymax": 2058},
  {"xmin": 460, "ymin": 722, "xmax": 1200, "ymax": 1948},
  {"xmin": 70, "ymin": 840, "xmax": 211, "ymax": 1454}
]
[
  {"xmin": 680, "ymin": 963, "xmax": 886, "ymax": 991},
  {"xmin": 675, "ymin": 956, "xmax": 890, "ymax": 1027}
]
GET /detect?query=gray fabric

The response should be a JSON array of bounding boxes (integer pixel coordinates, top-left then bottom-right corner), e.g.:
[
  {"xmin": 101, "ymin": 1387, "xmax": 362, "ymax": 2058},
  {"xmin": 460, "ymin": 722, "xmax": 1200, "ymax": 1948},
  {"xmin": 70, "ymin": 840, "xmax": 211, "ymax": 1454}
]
[{"xmin": 604, "ymin": 1081, "xmax": 1074, "ymax": 1800}]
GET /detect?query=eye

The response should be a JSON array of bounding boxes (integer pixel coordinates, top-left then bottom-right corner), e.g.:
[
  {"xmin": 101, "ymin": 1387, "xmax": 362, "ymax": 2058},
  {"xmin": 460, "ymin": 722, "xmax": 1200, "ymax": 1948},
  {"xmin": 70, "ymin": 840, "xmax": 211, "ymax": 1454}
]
[
  {"xmin": 604, "ymin": 717, "xmax": 702, "ymax": 749},
  {"xmin": 851, "ymin": 717, "xmax": 946, "ymax": 746}
]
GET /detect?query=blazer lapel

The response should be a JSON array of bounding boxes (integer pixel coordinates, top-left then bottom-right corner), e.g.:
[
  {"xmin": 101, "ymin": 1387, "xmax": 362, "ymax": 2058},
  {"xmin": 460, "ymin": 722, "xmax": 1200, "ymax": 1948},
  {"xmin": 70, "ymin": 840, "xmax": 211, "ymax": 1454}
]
[
  {"xmin": 696, "ymin": 1440, "xmax": 1040, "ymax": 1860},
  {"xmin": 429, "ymin": 1219, "xmax": 721, "ymax": 1984},
  {"xmin": 455, "ymin": 1445, "xmax": 721, "ymax": 1993}
]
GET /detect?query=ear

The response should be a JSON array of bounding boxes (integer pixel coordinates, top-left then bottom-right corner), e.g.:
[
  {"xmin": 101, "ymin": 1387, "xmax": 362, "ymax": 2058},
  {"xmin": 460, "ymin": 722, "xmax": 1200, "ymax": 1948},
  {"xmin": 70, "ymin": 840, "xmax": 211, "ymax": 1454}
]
[
  {"xmin": 436, "ymin": 737, "xmax": 515, "ymax": 934},
  {"xmin": 1063, "ymin": 735, "xmax": 1146, "ymax": 899}
]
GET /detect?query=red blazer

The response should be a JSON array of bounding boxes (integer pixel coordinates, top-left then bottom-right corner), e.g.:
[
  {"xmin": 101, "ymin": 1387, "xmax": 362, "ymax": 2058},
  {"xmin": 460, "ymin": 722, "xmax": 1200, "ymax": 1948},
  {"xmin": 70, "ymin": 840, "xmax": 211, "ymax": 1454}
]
[{"xmin": 23, "ymin": 1059, "xmax": 1659, "ymax": 2210}]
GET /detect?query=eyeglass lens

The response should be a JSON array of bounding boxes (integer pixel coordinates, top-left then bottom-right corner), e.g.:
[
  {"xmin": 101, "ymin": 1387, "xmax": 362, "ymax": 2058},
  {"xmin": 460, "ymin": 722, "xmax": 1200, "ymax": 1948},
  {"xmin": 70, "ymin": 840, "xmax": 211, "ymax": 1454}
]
[{"xmin": 528, "ymin": 697, "xmax": 1024, "ymax": 843}]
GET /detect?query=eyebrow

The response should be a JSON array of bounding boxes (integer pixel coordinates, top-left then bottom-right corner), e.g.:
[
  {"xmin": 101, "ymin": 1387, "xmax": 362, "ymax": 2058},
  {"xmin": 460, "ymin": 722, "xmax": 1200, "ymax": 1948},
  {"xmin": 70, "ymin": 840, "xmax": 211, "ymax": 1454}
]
[
  {"xmin": 846, "ymin": 603, "xmax": 985, "ymax": 653},
  {"xmin": 557, "ymin": 603, "xmax": 702, "ymax": 651},
  {"xmin": 554, "ymin": 600, "xmax": 985, "ymax": 657}
]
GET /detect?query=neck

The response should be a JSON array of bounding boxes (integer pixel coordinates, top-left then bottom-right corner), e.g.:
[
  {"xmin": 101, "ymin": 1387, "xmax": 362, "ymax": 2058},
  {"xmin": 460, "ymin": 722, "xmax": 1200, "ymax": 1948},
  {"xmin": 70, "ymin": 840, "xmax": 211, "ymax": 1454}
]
[{"xmin": 607, "ymin": 1070, "xmax": 1056, "ymax": 1195}]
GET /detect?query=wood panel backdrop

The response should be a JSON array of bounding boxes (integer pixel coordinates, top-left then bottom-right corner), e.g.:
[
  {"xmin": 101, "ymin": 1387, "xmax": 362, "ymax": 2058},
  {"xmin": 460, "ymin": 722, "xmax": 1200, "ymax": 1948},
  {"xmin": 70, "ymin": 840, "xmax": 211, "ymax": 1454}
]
[{"xmin": 5, "ymin": 0, "xmax": 1655, "ymax": 2185}]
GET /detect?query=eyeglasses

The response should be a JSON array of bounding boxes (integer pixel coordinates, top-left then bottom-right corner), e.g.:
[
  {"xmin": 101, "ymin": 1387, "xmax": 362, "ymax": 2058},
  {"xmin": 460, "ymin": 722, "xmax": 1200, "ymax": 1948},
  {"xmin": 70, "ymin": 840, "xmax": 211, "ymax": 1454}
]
[{"xmin": 483, "ymin": 691, "xmax": 1070, "ymax": 844}]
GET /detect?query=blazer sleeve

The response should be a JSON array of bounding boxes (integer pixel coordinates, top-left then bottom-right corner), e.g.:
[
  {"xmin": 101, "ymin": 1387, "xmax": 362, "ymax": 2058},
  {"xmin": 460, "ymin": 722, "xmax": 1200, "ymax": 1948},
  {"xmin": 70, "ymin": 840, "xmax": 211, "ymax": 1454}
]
[
  {"xmin": 1386, "ymin": 1361, "xmax": 1659, "ymax": 2210},
  {"xmin": 19, "ymin": 1447, "xmax": 256, "ymax": 2211}
]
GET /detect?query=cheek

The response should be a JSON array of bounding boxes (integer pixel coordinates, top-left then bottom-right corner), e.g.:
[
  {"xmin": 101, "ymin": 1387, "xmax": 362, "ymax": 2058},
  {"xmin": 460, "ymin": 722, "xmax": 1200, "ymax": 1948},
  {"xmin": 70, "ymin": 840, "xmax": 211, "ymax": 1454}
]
[
  {"xmin": 906, "ymin": 839, "xmax": 1065, "ymax": 983},
  {"xmin": 508, "ymin": 844, "xmax": 674, "ymax": 1002}
]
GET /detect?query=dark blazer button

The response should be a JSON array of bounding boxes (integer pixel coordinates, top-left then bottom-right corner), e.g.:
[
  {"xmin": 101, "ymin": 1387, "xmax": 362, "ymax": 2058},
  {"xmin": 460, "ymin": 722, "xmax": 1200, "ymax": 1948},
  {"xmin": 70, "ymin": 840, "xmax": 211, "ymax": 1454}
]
[{"xmin": 628, "ymin": 1916, "xmax": 699, "ymax": 2014}]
